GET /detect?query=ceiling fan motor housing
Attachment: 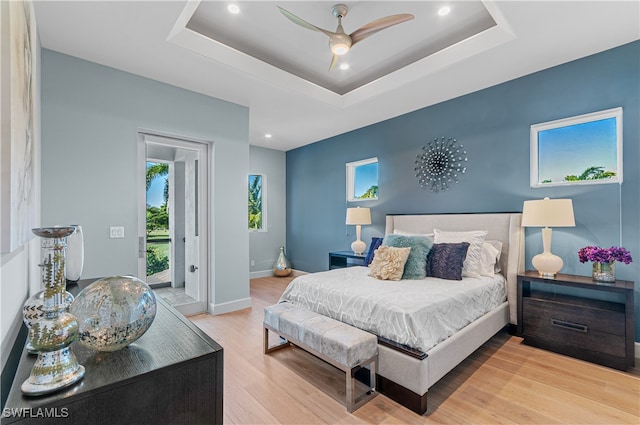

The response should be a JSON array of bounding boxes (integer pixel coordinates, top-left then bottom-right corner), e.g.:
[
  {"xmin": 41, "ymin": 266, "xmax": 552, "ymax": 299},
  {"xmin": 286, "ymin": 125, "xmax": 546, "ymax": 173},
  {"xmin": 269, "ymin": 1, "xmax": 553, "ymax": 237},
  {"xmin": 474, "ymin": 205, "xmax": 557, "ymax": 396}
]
[{"xmin": 332, "ymin": 4, "xmax": 349, "ymax": 18}]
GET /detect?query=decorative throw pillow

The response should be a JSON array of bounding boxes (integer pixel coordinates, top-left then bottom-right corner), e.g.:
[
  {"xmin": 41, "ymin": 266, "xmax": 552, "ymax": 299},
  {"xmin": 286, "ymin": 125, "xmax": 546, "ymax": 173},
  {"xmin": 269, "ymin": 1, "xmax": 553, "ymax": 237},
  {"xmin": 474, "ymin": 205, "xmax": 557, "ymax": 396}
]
[
  {"xmin": 479, "ymin": 240, "xmax": 503, "ymax": 276},
  {"xmin": 368, "ymin": 246, "xmax": 411, "ymax": 281},
  {"xmin": 382, "ymin": 234, "xmax": 433, "ymax": 280},
  {"xmin": 393, "ymin": 229, "xmax": 435, "ymax": 241},
  {"xmin": 364, "ymin": 237, "xmax": 384, "ymax": 266},
  {"xmin": 433, "ymin": 229, "xmax": 488, "ymax": 277},
  {"xmin": 426, "ymin": 243, "xmax": 470, "ymax": 280}
]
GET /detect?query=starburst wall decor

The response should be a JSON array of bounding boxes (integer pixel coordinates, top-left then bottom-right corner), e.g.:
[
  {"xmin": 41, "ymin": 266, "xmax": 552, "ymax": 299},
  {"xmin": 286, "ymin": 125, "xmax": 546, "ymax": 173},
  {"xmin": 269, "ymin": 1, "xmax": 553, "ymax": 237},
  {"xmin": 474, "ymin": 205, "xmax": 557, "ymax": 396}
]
[{"xmin": 415, "ymin": 137, "xmax": 468, "ymax": 193}]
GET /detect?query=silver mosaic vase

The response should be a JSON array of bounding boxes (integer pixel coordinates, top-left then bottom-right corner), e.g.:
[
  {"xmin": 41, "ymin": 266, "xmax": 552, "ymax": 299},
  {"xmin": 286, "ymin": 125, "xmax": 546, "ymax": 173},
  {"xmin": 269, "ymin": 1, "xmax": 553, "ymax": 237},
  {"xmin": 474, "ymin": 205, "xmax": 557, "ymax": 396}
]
[
  {"xmin": 273, "ymin": 246, "xmax": 292, "ymax": 277},
  {"xmin": 21, "ymin": 227, "xmax": 85, "ymax": 396}
]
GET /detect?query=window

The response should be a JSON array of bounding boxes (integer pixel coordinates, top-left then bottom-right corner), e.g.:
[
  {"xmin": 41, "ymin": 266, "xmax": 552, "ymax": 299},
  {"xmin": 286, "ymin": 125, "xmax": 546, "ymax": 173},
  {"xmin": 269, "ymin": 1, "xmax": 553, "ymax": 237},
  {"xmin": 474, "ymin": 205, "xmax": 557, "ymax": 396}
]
[
  {"xmin": 531, "ymin": 107, "xmax": 623, "ymax": 187},
  {"xmin": 346, "ymin": 157, "xmax": 378, "ymax": 202},
  {"xmin": 248, "ymin": 174, "xmax": 265, "ymax": 231}
]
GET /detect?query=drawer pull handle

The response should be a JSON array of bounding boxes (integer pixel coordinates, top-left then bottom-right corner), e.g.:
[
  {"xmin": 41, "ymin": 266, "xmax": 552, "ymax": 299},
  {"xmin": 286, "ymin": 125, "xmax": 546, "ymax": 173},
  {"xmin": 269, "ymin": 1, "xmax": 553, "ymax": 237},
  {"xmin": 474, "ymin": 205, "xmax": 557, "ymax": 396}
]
[{"xmin": 551, "ymin": 319, "xmax": 588, "ymax": 333}]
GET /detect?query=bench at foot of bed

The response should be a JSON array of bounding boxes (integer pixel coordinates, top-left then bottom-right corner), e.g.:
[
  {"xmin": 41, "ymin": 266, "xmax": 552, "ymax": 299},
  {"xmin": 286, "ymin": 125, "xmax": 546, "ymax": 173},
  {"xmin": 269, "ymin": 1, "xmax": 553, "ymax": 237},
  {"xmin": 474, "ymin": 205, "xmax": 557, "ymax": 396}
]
[{"xmin": 263, "ymin": 302, "xmax": 378, "ymax": 413}]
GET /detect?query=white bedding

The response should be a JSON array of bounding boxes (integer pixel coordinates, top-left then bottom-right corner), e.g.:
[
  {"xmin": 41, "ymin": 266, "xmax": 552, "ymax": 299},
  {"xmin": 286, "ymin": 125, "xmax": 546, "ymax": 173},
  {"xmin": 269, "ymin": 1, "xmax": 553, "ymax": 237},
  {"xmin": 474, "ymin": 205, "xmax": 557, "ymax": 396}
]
[{"xmin": 279, "ymin": 266, "xmax": 507, "ymax": 353}]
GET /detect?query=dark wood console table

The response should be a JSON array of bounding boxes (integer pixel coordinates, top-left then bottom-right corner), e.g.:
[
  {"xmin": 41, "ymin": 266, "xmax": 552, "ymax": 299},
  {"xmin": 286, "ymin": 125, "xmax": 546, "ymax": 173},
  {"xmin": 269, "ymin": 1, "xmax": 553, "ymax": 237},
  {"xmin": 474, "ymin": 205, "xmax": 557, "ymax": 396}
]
[{"xmin": 3, "ymin": 280, "xmax": 223, "ymax": 424}]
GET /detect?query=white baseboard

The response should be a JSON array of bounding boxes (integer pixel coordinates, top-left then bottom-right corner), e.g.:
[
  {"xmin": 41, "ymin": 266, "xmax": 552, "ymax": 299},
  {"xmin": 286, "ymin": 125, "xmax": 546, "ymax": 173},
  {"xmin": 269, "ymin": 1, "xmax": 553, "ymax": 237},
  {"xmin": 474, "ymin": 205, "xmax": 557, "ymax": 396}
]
[
  {"xmin": 250, "ymin": 270, "xmax": 273, "ymax": 279},
  {"xmin": 208, "ymin": 297, "xmax": 252, "ymax": 315},
  {"xmin": 636, "ymin": 342, "xmax": 640, "ymax": 361}
]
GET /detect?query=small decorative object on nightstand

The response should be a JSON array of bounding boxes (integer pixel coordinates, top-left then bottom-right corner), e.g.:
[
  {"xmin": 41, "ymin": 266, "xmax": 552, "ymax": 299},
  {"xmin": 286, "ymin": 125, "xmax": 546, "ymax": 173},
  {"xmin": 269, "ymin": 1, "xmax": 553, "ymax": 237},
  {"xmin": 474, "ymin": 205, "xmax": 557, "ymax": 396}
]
[
  {"xmin": 578, "ymin": 245, "xmax": 633, "ymax": 282},
  {"xmin": 517, "ymin": 271, "xmax": 634, "ymax": 370}
]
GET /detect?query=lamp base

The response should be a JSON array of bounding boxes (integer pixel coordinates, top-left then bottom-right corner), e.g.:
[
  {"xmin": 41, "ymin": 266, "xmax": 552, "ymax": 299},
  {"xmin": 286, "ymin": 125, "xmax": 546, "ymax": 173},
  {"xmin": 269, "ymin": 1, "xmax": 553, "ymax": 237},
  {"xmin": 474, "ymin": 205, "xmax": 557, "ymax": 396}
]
[
  {"xmin": 532, "ymin": 252, "xmax": 564, "ymax": 278},
  {"xmin": 351, "ymin": 239, "xmax": 366, "ymax": 256}
]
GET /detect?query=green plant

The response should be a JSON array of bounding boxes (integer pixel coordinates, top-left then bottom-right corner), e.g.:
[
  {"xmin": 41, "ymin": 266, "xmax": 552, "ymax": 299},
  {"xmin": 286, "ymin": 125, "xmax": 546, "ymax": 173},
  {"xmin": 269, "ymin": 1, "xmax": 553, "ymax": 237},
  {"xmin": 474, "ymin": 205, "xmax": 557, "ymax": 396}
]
[
  {"xmin": 146, "ymin": 246, "xmax": 169, "ymax": 275},
  {"xmin": 357, "ymin": 185, "xmax": 378, "ymax": 199}
]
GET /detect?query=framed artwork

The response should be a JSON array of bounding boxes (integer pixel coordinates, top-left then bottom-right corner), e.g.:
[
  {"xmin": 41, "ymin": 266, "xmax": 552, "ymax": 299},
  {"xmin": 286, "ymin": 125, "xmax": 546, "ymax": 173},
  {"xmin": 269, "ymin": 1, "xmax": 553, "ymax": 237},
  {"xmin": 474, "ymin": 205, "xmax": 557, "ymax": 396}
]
[
  {"xmin": 530, "ymin": 107, "xmax": 623, "ymax": 188},
  {"xmin": 1, "ymin": 0, "xmax": 37, "ymax": 253}
]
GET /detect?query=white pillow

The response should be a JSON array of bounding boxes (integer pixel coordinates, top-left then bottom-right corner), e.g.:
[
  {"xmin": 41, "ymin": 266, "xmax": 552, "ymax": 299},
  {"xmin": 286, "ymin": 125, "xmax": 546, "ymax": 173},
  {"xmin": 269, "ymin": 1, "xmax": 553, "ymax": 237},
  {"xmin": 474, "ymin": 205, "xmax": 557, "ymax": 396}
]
[
  {"xmin": 479, "ymin": 240, "xmax": 502, "ymax": 276},
  {"xmin": 433, "ymin": 229, "xmax": 488, "ymax": 277},
  {"xmin": 393, "ymin": 229, "xmax": 434, "ymax": 240}
]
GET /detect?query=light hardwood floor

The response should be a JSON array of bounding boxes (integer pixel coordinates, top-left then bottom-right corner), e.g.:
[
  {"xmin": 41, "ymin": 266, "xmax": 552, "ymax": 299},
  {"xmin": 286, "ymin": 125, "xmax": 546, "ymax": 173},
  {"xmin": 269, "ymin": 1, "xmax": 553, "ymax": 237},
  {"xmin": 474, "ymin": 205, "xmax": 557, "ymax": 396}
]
[{"xmin": 189, "ymin": 274, "xmax": 640, "ymax": 424}]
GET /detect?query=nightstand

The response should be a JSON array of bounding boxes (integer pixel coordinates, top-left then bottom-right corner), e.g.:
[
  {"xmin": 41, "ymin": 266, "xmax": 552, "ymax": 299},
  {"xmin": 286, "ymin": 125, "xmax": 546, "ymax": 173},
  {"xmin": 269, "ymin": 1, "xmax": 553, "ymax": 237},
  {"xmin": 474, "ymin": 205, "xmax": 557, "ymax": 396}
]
[
  {"xmin": 517, "ymin": 271, "xmax": 635, "ymax": 370},
  {"xmin": 329, "ymin": 250, "xmax": 366, "ymax": 270}
]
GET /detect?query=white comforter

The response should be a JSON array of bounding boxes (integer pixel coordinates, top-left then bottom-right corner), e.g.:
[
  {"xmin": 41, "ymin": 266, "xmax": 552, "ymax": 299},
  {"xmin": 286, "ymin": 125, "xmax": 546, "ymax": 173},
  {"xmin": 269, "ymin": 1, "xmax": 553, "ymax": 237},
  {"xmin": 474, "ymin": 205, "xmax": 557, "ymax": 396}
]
[{"xmin": 279, "ymin": 266, "xmax": 507, "ymax": 353}]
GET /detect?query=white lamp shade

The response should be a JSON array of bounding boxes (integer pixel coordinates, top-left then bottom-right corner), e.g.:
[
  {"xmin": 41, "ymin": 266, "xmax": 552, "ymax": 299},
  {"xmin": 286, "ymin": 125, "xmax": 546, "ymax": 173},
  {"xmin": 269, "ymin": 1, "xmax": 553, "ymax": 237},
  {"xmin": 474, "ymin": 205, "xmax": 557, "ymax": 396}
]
[
  {"xmin": 521, "ymin": 197, "xmax": 575, "ymax": 227},
  {"xmin": 346, "ymin": 207, "xmax": 371, "ymax": 225}
]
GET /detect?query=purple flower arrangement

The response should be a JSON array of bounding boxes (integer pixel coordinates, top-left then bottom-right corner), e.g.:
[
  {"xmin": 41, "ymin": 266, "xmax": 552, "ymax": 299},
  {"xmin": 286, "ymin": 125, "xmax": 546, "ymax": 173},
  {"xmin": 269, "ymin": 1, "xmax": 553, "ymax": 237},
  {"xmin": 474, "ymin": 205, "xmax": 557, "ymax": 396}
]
[{"xmin": 578, "ymin": 246, "xmax": 633, "ymax": 264}]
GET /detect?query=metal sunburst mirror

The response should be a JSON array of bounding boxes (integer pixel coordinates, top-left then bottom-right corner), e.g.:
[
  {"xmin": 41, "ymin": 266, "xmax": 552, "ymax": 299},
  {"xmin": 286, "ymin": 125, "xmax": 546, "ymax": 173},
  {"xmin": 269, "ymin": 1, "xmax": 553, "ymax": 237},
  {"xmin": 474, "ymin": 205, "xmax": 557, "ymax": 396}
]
[{"xmin": 415, "ymin": 137, "xmax": 468, "ymax": 192}]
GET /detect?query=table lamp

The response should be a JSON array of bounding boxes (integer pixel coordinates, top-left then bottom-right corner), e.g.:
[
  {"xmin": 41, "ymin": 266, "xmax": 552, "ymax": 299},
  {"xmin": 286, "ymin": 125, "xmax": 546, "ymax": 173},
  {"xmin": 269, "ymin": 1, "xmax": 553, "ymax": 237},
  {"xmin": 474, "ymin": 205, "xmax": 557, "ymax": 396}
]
[
  {"xmin": 346, "ymin": 207, "xmax": 371, "ymax": 255},
  {"xmin": 522, "ymin": 197, "xmax": 575, "ymax": 277}
]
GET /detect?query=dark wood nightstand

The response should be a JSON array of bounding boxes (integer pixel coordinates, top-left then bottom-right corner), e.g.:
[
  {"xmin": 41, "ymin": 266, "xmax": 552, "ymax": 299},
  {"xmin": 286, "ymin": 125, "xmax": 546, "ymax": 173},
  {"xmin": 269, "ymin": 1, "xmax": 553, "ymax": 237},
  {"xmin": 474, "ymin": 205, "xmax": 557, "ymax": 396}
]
[
  {"xmin": 329, "ymin": 250, "xmax": 366, "ymax": 270},
  {"xmin": 517, "ymin": 271, "xmax": 635, "ymax": 370}
]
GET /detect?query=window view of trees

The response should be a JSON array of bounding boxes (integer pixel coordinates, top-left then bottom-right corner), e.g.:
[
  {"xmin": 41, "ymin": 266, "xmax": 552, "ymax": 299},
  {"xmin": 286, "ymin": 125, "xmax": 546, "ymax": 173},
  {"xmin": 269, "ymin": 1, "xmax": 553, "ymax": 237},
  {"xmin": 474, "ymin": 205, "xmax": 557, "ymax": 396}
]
[
  {"xmin": 357, "ymin": 185, "xmax": 378, "ymax": 199},
  {"xmin": 347, "ymin": 158, "xmax": 378, "ymax": 201},
  {"xmin": 146, "ymin": 162, "xmax": 170, "ymax": 276},
  {"xmin": 249, "ymin": 174, "xmax": 263, "ymax": 230}
]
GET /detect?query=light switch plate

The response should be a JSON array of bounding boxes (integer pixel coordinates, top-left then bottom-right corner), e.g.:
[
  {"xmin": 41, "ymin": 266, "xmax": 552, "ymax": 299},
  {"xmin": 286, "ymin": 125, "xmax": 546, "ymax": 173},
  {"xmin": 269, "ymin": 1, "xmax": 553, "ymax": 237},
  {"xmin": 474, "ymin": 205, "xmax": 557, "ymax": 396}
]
[{"xmin": 110, "ymin": 226, "xmax": 125, "ymax": 239}]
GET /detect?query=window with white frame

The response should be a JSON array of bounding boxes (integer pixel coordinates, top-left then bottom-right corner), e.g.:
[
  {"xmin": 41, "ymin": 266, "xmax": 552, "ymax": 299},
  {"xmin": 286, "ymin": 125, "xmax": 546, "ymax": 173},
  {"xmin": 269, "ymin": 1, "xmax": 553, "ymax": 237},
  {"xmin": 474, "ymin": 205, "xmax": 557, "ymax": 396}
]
[
  {"xmin": 346, "ymin": 157, "xmax": 378, "ymax": 202},
  {"xmin": 248, "ymin": 174, "xmax": 266, "ymax": 231}
]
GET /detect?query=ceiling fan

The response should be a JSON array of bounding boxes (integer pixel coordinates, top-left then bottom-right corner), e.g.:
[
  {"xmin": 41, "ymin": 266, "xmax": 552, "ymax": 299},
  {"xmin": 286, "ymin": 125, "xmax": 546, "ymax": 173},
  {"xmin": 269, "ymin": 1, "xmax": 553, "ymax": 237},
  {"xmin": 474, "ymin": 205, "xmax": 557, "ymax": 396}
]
[{"xmin": 277, "ymin": 4, "xmax": 414, "ymax": 71}]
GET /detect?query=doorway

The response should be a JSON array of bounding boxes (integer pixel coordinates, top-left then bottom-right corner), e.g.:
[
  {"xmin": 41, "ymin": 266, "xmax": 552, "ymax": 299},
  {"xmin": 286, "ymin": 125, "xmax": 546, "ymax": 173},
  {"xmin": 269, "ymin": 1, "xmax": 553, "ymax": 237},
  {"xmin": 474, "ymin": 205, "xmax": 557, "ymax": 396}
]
[{"xmin": 138, "ymin": 132, "xmax": 209, "ymax": 315}]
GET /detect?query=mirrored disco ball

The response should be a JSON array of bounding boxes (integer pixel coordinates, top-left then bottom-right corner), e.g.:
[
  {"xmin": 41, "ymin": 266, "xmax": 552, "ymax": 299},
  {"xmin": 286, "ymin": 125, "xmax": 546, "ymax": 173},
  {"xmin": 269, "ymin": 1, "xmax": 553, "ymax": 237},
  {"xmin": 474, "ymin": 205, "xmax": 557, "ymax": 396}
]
[{"xmin": 70, "ymin": 276, "xmax": 157, "ymax": 351}]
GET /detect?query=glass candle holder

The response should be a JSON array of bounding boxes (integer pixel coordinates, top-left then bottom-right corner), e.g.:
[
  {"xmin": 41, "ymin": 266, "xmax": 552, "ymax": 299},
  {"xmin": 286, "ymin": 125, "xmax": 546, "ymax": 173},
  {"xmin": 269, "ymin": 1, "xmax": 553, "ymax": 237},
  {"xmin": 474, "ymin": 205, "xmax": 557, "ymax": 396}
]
[{"xmin": 21, "ymin": 227, "xmax": 85, "ymax": 396}]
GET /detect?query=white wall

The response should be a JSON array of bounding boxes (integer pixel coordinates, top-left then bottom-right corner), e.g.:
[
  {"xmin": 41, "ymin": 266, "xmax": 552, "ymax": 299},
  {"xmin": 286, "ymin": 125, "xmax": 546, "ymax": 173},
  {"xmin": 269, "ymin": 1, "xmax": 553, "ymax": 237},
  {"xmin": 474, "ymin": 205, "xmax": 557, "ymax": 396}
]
[
  {"xmin": 0, "ymin": 0, "xmax": 41, "ymax": 370},
  {"xmin": 249, "ymin": 146, "xmax": 286, "ymax": 277},
  {"xmin": 40, "ymin": 50, "xmax": 250, "ymax": 313}
]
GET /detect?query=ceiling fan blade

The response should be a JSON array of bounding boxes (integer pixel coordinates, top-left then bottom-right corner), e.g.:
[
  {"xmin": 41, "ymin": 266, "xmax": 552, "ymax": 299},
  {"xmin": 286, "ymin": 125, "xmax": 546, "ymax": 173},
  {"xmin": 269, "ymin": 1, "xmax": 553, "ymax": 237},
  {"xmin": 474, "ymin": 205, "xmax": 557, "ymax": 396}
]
[
  {"xmin": 277, "ymin": 6, "xmax": 335, "ymax": 38},
  {"xmin": 329, "ymin": 54, "xmax": 340, "ymax": 71},
  {"xmin": 350, "ymin": 13, "xmax": 414, "ymax": 46}
]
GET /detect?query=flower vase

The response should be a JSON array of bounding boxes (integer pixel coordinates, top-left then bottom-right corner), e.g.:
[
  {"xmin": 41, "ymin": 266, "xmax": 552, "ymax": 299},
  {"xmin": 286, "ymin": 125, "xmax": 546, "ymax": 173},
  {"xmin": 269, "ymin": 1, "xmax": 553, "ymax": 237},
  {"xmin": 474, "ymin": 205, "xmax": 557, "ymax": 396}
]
[
  {"xmin": 592, "ymin": 261, "xmax": 615, "ymax": 282},
  {"xmin": 273, "ymin": 246, "xmax": 292, "ymax": 277}
]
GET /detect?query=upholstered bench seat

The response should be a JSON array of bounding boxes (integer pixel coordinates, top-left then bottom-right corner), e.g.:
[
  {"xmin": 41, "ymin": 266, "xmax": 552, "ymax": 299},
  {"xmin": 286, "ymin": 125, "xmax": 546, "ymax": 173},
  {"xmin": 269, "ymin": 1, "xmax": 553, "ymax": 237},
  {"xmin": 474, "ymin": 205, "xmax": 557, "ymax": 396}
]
[{"xmin": 264, "ymin": 302, "xmax": 378, "ymax": 412}]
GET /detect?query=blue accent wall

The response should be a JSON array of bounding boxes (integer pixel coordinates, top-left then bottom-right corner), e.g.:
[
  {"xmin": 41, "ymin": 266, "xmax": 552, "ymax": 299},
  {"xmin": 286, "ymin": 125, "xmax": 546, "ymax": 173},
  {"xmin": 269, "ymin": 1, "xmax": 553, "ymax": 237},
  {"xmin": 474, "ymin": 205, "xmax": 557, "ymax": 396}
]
[{"xmin": 286, "ymin": 41, "xmax": 639, "ymax": 340}]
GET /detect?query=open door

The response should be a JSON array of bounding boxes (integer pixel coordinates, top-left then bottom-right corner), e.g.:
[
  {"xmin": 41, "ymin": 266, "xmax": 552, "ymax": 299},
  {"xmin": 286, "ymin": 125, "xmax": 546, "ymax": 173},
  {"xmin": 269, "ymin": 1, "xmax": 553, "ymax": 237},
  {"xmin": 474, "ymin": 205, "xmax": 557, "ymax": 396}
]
[{"xmin": 138, "ymin": 132, "xmax": 209, "ymax": 316}]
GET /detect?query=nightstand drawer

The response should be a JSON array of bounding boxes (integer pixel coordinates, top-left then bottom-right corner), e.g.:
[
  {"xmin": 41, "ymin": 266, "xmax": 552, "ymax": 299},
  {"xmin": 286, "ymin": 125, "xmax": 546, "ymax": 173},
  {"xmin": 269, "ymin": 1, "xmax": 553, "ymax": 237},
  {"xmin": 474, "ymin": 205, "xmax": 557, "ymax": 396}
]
[{"xmin": 522, "ymin": 297, "xmax": 626, "ymax": 358}]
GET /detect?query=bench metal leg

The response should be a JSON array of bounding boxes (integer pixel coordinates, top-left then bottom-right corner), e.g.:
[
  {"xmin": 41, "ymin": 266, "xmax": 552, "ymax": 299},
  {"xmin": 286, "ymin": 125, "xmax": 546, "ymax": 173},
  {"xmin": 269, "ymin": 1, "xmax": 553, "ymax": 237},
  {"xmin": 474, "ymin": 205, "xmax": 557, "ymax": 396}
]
[
  {"xmin": 346, "ymin": 355, "xmax": 378, "ymax": 413},
  {"xmin": 263, "ymin": 326, "xmax": 291, "ymax": 354}
]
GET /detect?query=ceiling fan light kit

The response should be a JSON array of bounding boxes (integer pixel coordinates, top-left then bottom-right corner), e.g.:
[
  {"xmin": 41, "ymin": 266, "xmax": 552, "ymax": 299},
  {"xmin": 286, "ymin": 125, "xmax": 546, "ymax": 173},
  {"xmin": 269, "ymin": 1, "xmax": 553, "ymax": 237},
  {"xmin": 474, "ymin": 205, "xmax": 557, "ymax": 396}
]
[{"xmin": 277, "ymin": 3, "xmax": 414, "ymax": 71}]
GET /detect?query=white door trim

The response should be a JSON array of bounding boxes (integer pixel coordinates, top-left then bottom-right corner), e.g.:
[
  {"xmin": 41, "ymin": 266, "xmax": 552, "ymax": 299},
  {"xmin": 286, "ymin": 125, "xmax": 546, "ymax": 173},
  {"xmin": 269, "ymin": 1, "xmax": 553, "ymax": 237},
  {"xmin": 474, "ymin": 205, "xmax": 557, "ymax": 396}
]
[{"xmin": 137, "ymin": 130, "xmax": 210, "ymax": 315}]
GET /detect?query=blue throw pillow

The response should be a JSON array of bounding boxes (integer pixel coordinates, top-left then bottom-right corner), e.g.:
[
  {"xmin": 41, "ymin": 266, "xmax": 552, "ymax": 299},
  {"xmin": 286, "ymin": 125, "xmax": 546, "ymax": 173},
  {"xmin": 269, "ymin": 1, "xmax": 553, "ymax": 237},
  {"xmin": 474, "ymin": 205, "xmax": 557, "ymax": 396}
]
[
  {"xmin": 382, "ymin": 234, "xmax": 432, "ymax": 279},
  {"xmin": 364, "ymin": 237, "xmax": 384, "ymax": 266},
  {"xmin": 426, "ymin": 242, "xmax": 470, "ymax": 280}
]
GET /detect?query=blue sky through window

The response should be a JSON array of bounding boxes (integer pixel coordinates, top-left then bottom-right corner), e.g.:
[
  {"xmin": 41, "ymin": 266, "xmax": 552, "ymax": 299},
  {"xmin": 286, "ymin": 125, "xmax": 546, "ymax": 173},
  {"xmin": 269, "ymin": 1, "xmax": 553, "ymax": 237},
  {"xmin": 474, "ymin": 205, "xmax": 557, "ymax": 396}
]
[
  {"xmin": 354, "ymin": 162, "xmax": 378, "ymax": 197},
  {"xmin": 147, "ymin": 162, "xmax": 165, "ymax": 207},
  {"xmin": 538, "ymin": 117, "xmax": 617, "ymax": 183}
]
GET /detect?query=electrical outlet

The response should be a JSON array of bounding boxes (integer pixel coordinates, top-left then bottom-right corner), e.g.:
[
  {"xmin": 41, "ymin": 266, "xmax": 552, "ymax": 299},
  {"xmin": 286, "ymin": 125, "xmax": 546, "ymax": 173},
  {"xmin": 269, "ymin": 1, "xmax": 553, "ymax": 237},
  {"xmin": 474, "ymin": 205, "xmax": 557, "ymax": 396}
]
[
  {"xmin": 110, "ymin": 226, "xmax": 125, "ymax": 239},
  {"xmin": 250, "ymin": 260, "xmax": 255, "ymax": 267}
]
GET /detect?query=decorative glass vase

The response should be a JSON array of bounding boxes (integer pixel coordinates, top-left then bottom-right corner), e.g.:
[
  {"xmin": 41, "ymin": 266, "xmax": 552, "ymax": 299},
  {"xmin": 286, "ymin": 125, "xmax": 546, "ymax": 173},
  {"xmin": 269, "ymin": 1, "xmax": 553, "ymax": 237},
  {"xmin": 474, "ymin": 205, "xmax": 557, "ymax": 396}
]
[
  {"xmin": 70, "ymin": 276, "xmax": 157, "ymax": 351},
  {"xmin": 21, "ymin": 227, "xmax": 85, "ymax": 395},
  {"xmin": 65, "ymin": 225, "xmax": 84, "ymax": 282},
  {"xmin": 273, "ymin": 246, "xmax": 292, "ymax": 277},
  {"xmin": 592, "ymin": 261, "xmax": 615, "ymax": 282},
  {"xmin": 23, "ymin": 290, "xmax": 75, "ymax": 354}
]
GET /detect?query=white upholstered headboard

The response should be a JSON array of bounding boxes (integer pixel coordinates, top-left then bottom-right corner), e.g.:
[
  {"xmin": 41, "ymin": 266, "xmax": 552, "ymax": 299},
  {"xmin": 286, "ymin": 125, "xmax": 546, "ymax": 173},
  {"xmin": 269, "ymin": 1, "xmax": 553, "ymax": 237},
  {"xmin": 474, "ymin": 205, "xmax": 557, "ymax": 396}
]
[{"xmin": 385, "ymin": 213, "xmax": 524, "ymax": 324}]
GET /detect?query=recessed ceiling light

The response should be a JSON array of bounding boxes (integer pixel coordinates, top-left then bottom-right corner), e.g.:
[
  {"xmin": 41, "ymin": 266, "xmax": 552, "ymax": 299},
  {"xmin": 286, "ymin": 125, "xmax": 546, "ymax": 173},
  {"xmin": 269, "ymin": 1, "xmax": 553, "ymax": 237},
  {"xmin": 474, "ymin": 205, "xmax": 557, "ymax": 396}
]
[
  {"xmin": 265, "ymin": 133, "xmax": 272, "ymax": 139},
  {"xmin": 339, "ymin": 64, "xmax": 350, "ymax": 70},
  {"xmin": 438, "ymin": 6, "xmax": 451, "ymax": 16},
  {"xmin": 227, "ymin": 4, "xmax": 240, "ymax": 14}
]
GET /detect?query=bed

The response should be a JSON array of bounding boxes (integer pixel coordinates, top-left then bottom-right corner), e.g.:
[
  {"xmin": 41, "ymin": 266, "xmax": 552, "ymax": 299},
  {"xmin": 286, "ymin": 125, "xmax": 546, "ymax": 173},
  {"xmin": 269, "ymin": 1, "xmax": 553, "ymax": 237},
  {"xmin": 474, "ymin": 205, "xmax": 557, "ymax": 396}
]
[{"xmin": 278, "ymin": 213, "xmax": 524, "ymax": 414}]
